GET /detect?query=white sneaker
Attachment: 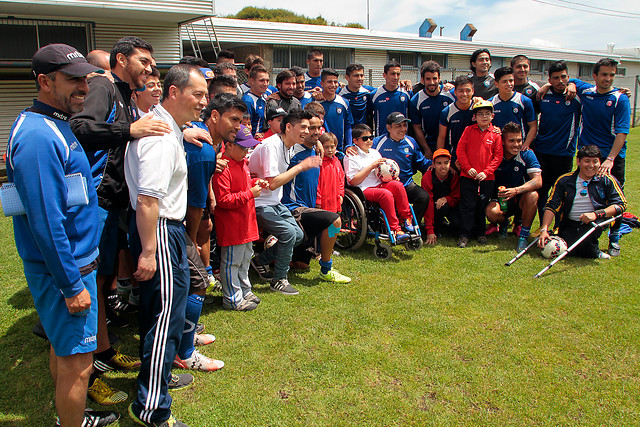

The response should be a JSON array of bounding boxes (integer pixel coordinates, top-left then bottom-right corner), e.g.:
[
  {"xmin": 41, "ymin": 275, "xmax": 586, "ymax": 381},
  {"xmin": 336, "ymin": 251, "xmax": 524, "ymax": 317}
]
[
  {"xmin": 193, "ymin": 333, "xmax": 215, "ymax": 346},
  {"xmin": 174, "ymin": 349, "xmax": 224, "ymax": 372}
]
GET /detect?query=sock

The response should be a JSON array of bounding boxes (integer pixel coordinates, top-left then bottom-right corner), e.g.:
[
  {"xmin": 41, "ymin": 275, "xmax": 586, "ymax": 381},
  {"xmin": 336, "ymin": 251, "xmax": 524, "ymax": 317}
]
[
  {"xmin": 95, "ymin": 347, "xmax": 116, "ymax": 361},
  {"xmin": 178, "ymin": 294, "xmax": 204, "ymax": 360},
  {"xmin": 319, "ymin": 259, "xmax": 333, "ymax": 275},
  {"xmin": 519, "ymin": 226, "xmax": 531, "ymax": 239},
  {"xmin": 88, "ymin": 370, "xmax": 101, "ymax": 387},
  {"xmin": 206, "ymin": 265, "xmax": 213, "ymax": 276},
  {"xmin": 499, "ymin": 219, "xmax": 509, "ymax": 232},
  {"xmin": 609, "ymin": 230, "xmax": 620, "ymax": 244}
]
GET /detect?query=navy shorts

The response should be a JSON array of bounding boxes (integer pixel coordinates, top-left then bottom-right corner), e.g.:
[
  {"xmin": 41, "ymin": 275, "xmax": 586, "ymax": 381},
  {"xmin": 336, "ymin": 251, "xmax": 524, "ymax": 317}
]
[
  {"xmin": 25, "ymin": 269, "xmax": 98, "ymax": 356},
  {"xmin": 96, "ymin": 207, "xmax": 122, "ymax": 276}
]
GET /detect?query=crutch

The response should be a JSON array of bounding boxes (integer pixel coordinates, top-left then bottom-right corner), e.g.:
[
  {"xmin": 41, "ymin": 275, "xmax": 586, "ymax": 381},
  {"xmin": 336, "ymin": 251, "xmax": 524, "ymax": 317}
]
[
  {"xmin": 534, "ymin": 215, "xmax": 621, "ymax": 278},
  {"xmin": 505, "ymin": 236, "xmax": 541, "ymax": 266}
]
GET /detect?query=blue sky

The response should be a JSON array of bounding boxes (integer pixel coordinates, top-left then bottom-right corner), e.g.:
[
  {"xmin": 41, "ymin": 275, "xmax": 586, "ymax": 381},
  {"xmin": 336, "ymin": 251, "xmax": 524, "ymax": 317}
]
[{"xmin": 216, "ymin": 0, "xmax": 639, "ymax": 52}]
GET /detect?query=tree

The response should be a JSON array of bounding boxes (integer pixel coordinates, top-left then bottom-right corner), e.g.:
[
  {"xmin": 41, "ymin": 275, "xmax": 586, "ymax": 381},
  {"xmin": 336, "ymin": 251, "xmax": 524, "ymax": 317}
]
[{"xmin": 228, "ymin": 7, "xmax": 363, "ymax": 28}]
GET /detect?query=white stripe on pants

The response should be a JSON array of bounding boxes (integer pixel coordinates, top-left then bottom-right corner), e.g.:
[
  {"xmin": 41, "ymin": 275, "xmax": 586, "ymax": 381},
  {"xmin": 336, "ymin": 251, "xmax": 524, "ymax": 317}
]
[{"xmin": 221, "ymin": 242, "xmax": 253, "ymax": 308}]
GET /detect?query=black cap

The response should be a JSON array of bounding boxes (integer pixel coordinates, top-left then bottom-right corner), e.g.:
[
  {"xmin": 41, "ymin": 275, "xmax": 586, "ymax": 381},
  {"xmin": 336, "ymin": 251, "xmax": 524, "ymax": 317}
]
[
  {"xmin": 266, "ymin": 106, "xmax": 286, "ymax": 122},
  {"xmin": 32, "ymin": 44, "xmax": 103, "ymax": 79},
  {"xmin": 386, "ymin": 112, "xmax": 411, "ymax": 125}
]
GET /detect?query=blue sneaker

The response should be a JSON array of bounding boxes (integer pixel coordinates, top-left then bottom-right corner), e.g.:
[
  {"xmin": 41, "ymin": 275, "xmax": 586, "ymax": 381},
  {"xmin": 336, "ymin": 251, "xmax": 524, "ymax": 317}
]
[
  {"xmin": 402, "ymin": 219, "xmax": 415, "ymax": 233},
  {"xmin": 516, "ymin": 237, "xmax": 528, "ymax": 252}
]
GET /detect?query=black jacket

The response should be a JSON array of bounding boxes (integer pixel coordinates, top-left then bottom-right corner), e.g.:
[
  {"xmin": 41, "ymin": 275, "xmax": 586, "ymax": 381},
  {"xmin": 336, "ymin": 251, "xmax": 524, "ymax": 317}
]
[
  {"xmin": 545, "ymin": 169, "xmax": 627, "ymax": 228},
  {"xmin": 70, "ymin": 75, "xmax": 136, "ymax": 210}
]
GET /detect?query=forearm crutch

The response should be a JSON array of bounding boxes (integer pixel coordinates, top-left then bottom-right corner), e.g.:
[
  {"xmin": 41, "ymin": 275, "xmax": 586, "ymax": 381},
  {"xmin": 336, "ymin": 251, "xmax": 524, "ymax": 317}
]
[
  {"xmin": 505, "ymin": 236, "xmax": 541, "ymax": 266},
  {"xmin": 534, "ymin": 215, "xmax": 621, "ymax": 279}
]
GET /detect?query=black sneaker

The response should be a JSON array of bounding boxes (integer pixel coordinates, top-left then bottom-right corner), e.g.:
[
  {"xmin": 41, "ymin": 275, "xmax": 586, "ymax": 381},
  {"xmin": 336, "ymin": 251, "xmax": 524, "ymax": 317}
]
[
  {"xmin": 251, "ymin": 257, "xmax": 274, "ymax": 281},
  {"xmin": 270, "ymin": 278, "xmax": 299, "ymax": 295},
  {"xmin": 457, "ymin": 236, "xmax": 469, "ymax": 248},
  {"xmin": 168, "ymin": 373, "xmax": 194, "ymax": 390},
  {"xmin": 55, "ymin": 409, "xmax": 120, "ymax": 426},
  {"xmin": 32, "ymin": 319, "xmax": 48, "ymax": 341}
]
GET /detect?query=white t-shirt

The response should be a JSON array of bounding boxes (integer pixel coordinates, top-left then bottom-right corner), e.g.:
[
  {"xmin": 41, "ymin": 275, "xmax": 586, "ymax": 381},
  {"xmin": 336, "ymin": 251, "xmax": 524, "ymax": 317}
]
[
  {"xmin": 248, "ymin": 133, "xmax": 292, "ymax": 207},
  {"xmin": 125, "ymin": 104, "xmax": 188, "ymax": 221},
  {"xmin": 568, "ymin": 176, "xmax": 594, "ymax": 221},
  {"xmin": 344, "ymin": 146, "xmax": 382, "ymax": 190}
]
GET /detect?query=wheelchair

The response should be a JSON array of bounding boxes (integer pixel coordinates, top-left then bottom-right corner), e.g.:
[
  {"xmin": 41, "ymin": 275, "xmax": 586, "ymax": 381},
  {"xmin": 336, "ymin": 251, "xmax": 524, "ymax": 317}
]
[{"xmin": 336, "ymin": 185, "xmax": 423, "ymax": 259}]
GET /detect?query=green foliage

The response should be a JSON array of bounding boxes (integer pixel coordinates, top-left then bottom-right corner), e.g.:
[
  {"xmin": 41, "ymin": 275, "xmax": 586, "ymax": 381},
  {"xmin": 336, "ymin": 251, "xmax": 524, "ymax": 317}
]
[{"xmin": 228, "ymin": 7, "xmax": 364, "ymax": 28}]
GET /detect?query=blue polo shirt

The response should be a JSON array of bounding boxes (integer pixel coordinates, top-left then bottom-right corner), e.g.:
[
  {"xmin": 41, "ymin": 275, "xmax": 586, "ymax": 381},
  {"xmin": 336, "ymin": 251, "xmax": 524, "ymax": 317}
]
[
  {"xmin": 304, "ymin": 72, "xmax": 322, "ymax": 91},
  {"xmin": 490, "ymin": 92, "xmax": 536, "ymax": 135},
  {"xmin": 184, "ymin": 121, "xmax": 217, "ymax": 209},
  {"xmin": 372, "ymin": 134, "xmax": 432, "ymax": 186},
  {"xmin": 337, "ymin": 85, "xmax": 372, "ymax": 125},
  {"xmin": 571, "ymin": 78, "xmax": 631, "ymax": 158},
  {"xmin": 282, "ymin": 144, "xmax": 319, "ymax": 209},
  {"xmin": 321, "ymin": 94, "xmax": 354, "ymax": 151},
  {"xmin": 439, "ymin": 102, "xmax": 475, "ymax": 161},
  {"xmin": 242, "ymin": 91, "xmax": 266, "ymax": 135},
  {"xmin": 296, "ymin": 92, "xmax": 314, "ymax": 108},
  {"xmin": 409, "ymin": 89, "xmax": 455, "ymax": 151},
  {"xmin": 494, "ymin": 150, "xmax": 541, "ymax": 190},
  {"xmin": 533, "ymin": 89, "xmax": 582, "ymax": 157},
  {"xmin": 370, "ymin": 85, "xmax": 412, "ymax": 136}
]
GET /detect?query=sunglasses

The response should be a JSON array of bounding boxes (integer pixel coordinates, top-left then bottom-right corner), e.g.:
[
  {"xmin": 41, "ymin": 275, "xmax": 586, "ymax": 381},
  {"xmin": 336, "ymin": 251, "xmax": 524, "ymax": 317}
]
[
  {"xmin": 580, "ymin": 180, "xmax": 588, "ymax": 196},
  {"xmin": 359, "ymin": 136, "xmax": 373, "ymax": 141}
]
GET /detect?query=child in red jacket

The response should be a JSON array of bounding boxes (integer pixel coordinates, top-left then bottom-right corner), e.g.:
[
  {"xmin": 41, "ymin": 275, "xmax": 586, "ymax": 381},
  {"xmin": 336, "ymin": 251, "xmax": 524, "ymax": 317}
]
[
  {"xmin": 455, "ymin": 100, "xmax": 503, "ymax": 247},
  {"xmin": 211, "ymin": 125, "xmax": 268, "ymax": 311},
  {"xmin": 316, "ymin": 132, "xmax": 345, "ymax": 213},
  {"xmin": 421, "ymin": 148, "xmax": 460, "ymax": 245}
]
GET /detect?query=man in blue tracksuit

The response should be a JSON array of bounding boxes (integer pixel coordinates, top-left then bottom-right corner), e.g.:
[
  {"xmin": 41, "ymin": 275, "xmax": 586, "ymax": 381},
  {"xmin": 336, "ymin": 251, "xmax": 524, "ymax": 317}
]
[{"xmin": 6, "ymin": 44, "xmax": 118, "ymax": 427}]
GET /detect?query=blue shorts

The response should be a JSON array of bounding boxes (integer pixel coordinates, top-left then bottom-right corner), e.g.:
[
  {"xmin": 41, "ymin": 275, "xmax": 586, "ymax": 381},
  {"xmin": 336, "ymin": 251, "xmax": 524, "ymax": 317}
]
[
  {"xmin": 96, "ymin": 207, "xmax": 121, "ymax": 276},
  {"xmin": 25, "ymin": 269, "xmax": 98, "ymax": 356}
]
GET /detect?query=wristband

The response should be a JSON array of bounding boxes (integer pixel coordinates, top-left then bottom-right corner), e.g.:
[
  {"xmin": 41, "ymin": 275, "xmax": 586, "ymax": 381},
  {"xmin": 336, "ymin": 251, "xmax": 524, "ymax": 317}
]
[
  {"xmin": 606, "ymin": 156, "xmax": 615, "ymax": 162},
  {"xmin": 595, "ymin": 209, "xmax": 606, "ymax": 220}
]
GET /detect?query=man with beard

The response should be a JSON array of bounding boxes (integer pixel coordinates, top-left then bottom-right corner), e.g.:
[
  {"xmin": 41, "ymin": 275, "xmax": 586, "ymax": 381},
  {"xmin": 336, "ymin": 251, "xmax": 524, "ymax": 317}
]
[
  {"xmin": 267, "ymin": 69, "xmax": 302, "ymax": 112},
  {"xmin": 7, "ymin": 43, "xmax": 119, "ymax": 427},
  {"xmin": 409, "ymin": 60, "xmax": 455, "ymax": 157},
  {"xmin": 71, "ymin": 35, "xmax": 163, "ymax": 406}
]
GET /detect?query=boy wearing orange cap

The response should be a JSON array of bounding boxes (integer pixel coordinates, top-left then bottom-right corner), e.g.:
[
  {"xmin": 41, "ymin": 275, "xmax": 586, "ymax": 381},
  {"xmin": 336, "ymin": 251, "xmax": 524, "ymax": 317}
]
[{"xmin": 421, "ymin": 149, "xmax": 460, "ymax": 245}]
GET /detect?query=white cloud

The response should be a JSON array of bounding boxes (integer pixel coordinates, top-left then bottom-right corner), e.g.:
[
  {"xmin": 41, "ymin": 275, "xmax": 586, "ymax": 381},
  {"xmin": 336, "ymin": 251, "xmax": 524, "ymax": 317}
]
[{"xmin": 529, "ymin": 38, "xmax": 561, "ymax": 48}]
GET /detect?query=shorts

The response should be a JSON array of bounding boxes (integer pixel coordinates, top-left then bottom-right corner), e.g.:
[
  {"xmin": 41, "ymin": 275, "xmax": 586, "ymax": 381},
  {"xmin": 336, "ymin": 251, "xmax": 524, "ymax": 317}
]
[
  {"xmin": 96, "ymin": 207, "xmax": 122, "ymax": 276},
  {"xmin": 25, "ymin": 269, "xmax": 98, "ymax": 356},
  {"xmin": 491, "ymin": 195, "xmax": 522, "ymax": 218}
]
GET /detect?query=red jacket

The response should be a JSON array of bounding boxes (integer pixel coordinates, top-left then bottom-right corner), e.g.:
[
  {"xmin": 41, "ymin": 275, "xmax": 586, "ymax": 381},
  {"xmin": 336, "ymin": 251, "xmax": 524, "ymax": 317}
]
[
  {"xmin": 316, "ymin": 155, "xmax": 345, "ymax": 213},
  {"xmin": 456, "ymin": 124, "xmax": 503, "ymax": 180},
  {"xmin": 421, "ymin": 169, "xmax": 460, "ymax": 235},
  {"xmin": 211, "ymin": 155, "xmax": 259, "ymax": 247}
]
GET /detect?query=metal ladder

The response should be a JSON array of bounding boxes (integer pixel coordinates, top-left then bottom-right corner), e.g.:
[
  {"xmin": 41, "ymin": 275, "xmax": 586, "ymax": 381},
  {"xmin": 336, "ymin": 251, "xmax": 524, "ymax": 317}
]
[{"xmin": 182, "ymin": 17, "xmax": 221, "ymax": 59}]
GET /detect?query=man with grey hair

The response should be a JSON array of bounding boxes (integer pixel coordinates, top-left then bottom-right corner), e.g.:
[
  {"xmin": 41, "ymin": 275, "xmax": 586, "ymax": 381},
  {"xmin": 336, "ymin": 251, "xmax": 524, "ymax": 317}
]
[{"xmin": 125, "ymin": 64, "xmax": 209, "ymax": 427}]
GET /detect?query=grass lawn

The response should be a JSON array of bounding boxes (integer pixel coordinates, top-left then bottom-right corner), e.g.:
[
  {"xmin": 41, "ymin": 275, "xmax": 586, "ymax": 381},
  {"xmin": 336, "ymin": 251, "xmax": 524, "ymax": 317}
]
[{"xmin": 1, "ymin": 130, "xmax": 639, "ymax": 426}]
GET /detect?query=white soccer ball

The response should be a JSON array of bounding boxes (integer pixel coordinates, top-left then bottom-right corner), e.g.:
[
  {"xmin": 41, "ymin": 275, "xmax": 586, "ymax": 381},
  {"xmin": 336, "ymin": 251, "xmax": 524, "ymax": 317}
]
[
  {"xmin": 541, "ymin": 236, "xmax": 568, "ymax": 259},
  {"xmin": 376, "ymin": 159, "xmax": 400, "ymax": 183}
]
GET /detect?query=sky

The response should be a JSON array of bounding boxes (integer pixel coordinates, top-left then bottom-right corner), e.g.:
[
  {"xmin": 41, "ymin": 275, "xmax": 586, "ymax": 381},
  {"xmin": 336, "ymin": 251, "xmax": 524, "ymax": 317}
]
[{"xmin": 214, "ymin": 0, "xmax": 639, "ymax": 52}]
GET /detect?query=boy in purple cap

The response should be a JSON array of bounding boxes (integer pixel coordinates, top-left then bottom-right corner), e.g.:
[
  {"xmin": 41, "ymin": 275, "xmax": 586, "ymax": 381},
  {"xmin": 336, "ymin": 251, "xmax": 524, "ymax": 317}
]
[{"xmin": 212, "ymin": 125, "xmax": 269, "ymax": 311}]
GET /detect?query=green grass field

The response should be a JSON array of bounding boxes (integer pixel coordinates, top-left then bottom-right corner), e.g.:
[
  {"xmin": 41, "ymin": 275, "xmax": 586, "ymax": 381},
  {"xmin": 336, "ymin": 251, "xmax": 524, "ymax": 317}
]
[{"xmin": 1, "ymin": 131, "xmax": 639, "ymax": 426}]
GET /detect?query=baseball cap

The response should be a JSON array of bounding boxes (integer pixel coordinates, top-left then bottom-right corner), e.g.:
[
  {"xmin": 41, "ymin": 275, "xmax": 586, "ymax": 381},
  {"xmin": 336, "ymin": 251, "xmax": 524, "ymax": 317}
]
[
  {"xmin": 386, "ymin": 112, "xmax": 411, "ymax": 125},
  {"xmin": 32, "ymin": 44, "xmax": 103, "ymax": 78},
  {"xmin": 233, "ymin": 125, "xmax": 260, "ymax": 148},
  {"xmin": 432, "ymin": 148, "xmax": 451, "ymax": 160},
  {"xmin": 199, "ymin": 67, "xmax": 215, "ymax": 80},
  {"xmin": 266, "ymin": 106, "xmax": 286, "ymax": 122}
]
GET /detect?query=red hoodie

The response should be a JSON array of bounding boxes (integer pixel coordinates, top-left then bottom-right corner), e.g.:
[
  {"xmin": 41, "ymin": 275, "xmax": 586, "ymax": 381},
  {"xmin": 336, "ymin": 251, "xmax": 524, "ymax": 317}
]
[
  {"xmin": 456, "ymin": 124, "xmax": 503, "ymax": 180},
  {"xmin": 316, "ymin": 155, "xmax": 345, "ymax": 213}
]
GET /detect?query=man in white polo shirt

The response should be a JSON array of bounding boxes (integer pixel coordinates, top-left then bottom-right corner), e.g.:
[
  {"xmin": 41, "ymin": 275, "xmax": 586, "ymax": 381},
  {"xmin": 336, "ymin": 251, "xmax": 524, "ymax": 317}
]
[{"xmin": 125, "ymin": 64, "xmax": 208, "ymax": 427}]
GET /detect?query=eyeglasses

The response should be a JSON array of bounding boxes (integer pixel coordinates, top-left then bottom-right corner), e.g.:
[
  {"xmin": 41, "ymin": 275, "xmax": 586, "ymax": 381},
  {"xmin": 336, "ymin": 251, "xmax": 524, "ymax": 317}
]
[
  {"xmin": 475, "ymin": 111, "xmax": 492, "ymax": 117},
  {"xmin": 580, "ymin": 180, "xmax": 588, "ymax": 196},
  {"xmin": 359, "ymin": 136, "xmax": 373, "ymax": 141}
]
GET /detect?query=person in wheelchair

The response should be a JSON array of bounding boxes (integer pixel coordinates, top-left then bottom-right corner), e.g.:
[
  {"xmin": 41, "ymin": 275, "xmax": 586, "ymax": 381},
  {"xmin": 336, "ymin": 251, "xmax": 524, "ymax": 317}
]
[{"xmin": 344, "ymin": 124, "xmax": 415, "ymax": 243}]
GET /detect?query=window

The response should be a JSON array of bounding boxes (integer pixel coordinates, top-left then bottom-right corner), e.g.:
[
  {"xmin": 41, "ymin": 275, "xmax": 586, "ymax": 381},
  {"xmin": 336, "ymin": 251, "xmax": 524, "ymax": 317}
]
[
  {"xmin": 0, "ymin": 18, "xmax": 93, "ymax": 61},
  {"xmin": 578, "ymin": 63, "xmax": 592, "ymax": 77},
  {"xmin": 273, "ymin": 46, "xmax": 352, "ymax": 72},
  {"xmin": 617, "ymin": 67, "xmax": 626, "ymax": 76},
  {"xmin": 388, "ymin": 51, "xmax": 418, "ymax": 68}
]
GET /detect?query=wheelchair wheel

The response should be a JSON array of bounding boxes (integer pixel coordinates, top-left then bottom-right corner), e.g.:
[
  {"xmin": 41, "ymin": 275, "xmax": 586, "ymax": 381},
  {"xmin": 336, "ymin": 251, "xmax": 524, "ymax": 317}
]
[
  {"xmin": 373, "ymin": 242, "xmax": 392, "ymax": 260},
  {"xmin": 336, "ymin": 188, "xmax": 367, "ymax": 251},
  {"xmin": 405, "ymin": 237, "xmax": 423, "ymax": 251}
]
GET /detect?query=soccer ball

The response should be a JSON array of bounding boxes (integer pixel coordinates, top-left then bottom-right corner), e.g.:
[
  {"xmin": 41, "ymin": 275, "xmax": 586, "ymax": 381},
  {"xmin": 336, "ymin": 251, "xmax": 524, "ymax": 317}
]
[
  {"xmin": 541, "ymin": 236, "xmax": 568, "ymax": 259},
  {"xmin": 376, "ymin": 159, "xmax": 400, "ymax": 183}
]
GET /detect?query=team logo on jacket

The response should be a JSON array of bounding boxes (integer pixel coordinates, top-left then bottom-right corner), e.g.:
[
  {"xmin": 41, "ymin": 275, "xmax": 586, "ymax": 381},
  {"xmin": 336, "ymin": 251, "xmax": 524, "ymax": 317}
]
[
  {"xmin": 484, "ymin": 81, "xmax": 490, "ymax": 87},
  {"xmin": 526, "ymin": 88, "xmax": 533, "ymax": 95},
  {"xmin": 443, "ymin": 101, "xmax": 449, "ymax": 106},
  {"xmin": 337, "ymin": 108, "xmax": 342, "ymax": 114},
  {"xmin": 606, "ymin": 100, "xmax": 613, "ymax": 107},
  {"xmin": 514, "ymin": 166, "xmax": 519, "ymax": 172},
  {"xmin": 401, "ymin": 96, "xmax": 406, "ymax": 102},
  {"xmin": 565, "ymin": 101, "xmax": 571, "ymax": 106},
  {"xmin": 513, "ymin": 107, "xmax": 519, "ymax": 113}
]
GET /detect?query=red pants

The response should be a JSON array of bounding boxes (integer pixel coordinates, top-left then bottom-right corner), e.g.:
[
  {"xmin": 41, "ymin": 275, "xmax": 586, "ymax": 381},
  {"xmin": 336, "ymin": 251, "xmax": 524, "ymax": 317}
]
[{"xmin": 363, "ymin": 180, "xmax": 412, "ymax": 231}]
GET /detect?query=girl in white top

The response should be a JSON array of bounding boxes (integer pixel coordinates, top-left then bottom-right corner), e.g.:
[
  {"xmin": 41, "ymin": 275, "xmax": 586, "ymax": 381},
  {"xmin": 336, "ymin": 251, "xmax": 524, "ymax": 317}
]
[{"xmin": 344, "ymin": 124, "xmax": 414, "ymax": 242}]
